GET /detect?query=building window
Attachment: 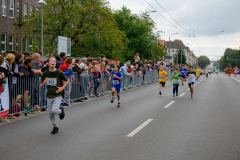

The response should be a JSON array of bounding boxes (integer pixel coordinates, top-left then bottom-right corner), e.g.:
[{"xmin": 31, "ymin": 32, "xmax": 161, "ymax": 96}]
[
  {"xmin": 30, "ymin": 6, "xmax": 33, "ymax": 15},
  {"xmin": 10, "ymin": 0, "xmax": 14, "ymax": 18},
  {"xmin": 2, "ymin": 0, "xmax": 7, "ymax": 16},
  {"xmin": 23, "ymin": 37, "xmax": 27, "ymax": 52},
  {"xmin": 1, "ymin": 34, "xmax": 6, "ymax": 52},
  {"xmin": 17, "ymin": 2, "xmax": 19, "ymax": 17},
  {"xmin": 29, "ymin": 39, "xmax": 32, "ymax": 51},
  {"xmin": 16, "ymin": 37, "xmax": 18, "ymax": 51},
  {"xmin": 9, "ymin": 35, "xmax": 13, "ymax": 50},
  {"xmin": 172, "ymin": 50, "xmax": 174, "ymax": 52},
  {"xmin": 24, "ymin": 4, "xmax": 27, "ymax": 18}
]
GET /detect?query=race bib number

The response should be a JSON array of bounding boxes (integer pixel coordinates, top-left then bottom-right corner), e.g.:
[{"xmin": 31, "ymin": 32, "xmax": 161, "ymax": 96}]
[
  {"xmin": 174, "ymin": 79, "xmax": 179, "ymax": 83},
  {"xmin": 189, "ymin": 75, "xmax": 194, "ymax": 79},
  {"xmin": 159, "ymin": 76, "xmax": 165, "ymax": 79},
  {"xmin": 113, "ymin": 80, "xmax": 119, "ymax": 85},
  {"xmin": 46, "ymin": 78, "xmax": 57, "ymax": 86}
]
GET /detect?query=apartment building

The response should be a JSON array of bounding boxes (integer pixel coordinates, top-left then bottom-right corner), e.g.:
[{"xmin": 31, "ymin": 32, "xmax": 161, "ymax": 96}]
[{"xmin": 0, "ymin": 0, "xmax": 39, "ymax": 53}]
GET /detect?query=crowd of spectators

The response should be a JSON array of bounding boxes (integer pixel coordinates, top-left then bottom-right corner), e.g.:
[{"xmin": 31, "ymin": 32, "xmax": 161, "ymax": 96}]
[{"xmin": 0, "ymin": 52, "xmax": 170, "ymax": 119}]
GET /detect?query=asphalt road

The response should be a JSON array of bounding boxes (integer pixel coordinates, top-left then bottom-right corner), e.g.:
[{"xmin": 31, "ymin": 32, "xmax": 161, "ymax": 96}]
[{"xmin": 1, "ymin": 72, "xmax": 240, "ymax": 160}]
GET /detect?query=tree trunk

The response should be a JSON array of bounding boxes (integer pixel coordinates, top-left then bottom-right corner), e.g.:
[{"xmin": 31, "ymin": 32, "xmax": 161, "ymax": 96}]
[{"xmin": 17, "ymin": 0, "xmax": 23, "ymax": 53}]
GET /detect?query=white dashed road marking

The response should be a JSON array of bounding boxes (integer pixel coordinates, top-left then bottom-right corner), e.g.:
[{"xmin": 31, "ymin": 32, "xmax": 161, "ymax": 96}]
[
  {"xmin": 126, "ymin": 119, "xmax": 153, "ymax": 137},
  {"xmin": 164, "ymin": 101, "xmax": 175, "ymax": 109}
]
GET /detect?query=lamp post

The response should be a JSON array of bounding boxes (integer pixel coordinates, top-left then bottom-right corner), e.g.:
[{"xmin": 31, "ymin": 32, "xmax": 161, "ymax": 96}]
[
  {"xmin": 146, "ymin": 10, "xmax": 157, "ymax": 13},
  {"xmin": 168, "ymin": 33, "xmax": 179, "ymax": 63},
  {"xmin": 37, "ymin": 0, "xmax": 47, "ymax": 55}
]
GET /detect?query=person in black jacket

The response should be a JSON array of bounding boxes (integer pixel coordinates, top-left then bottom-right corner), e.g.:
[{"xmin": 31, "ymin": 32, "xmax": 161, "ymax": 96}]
[
  {"xmin": 8, "ymin": 53, "xmax": 24, "ymax": 119},
  {"xmin": 18, "ymin": 57, "xmax": 35, "ymax": 113}
]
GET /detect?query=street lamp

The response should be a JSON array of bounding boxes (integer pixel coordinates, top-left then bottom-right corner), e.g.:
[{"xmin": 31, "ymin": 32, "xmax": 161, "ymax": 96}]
[
  {"xmin": 169, "ymin": 33, "xmax": 178, "ymax": 64},
  {"xmin": 37, "ymin": 0, "xmax": 47, "ymax": 55},
  {"xmin": 146, "ymin": 10, "xmax": 157, "ymax": 13}
]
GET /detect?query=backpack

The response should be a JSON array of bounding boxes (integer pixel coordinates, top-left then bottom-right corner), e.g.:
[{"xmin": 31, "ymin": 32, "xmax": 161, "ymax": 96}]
[{"xmin": 13, "ymin": 104, "xmax": 21, "ymax": 117}]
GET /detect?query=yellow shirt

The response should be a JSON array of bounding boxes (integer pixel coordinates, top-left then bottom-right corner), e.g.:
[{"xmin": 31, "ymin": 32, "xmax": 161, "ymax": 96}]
[
  {"xmin": 158, "ymin": 71, "xmax": 168, "ymax": 82},
  {"xmin": 204, "ymin": 69, "xmax": 206, "ymax": 73},
  {"xmin": 196, "ymin": 69, "xmax": 200, "ymax": 75}
]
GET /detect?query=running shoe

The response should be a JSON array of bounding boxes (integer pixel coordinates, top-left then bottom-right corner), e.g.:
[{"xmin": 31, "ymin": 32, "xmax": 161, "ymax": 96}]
[
  {"xmin": 59, "ymin": 106, "xmax": 65, "ymax": 120},
  {"xmin": 24, "ymin": 107, "xmax": 34, "ymax": 113},
  {"xmin": 117, "ymin": 102, "xmax": 120, "ymax": 107},
  {"xmin": 176, "ymin": 93, "xmax": 178, "ymax": 96},
  {"xmin": 173, "ymin": 94, "xmax": 175, "ymax": 97},
  {"xmin": 159, "ymin": 91, "xmax": 161, "ymax": 95},
  {"xmin": 51, "ymin": 127, "xmax": 59, "ymax": 134},
  {"xmin": 182, "ymin": 83, "xmax": 184, "ymax": 86},
  {"xmin": 111, "ymin": 98, "xmax": 114, "ymax": 103},
  {"xmin": 129, "ymin": 85, "xmax": 133, "ymax": 88},
  {"xmin": 191, "ymin": 94, "xmax": 193, "ymax": 98}
]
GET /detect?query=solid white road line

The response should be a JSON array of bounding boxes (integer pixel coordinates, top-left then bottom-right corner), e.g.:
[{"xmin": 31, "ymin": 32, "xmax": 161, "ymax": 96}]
[
  {"xmin": 163, "ymin": 101, "xmax": 175, "ymax": 109},
  {"xmin": 126, "ymin": 119, "xmax": 153, "ymax": 137},
  {"xmin": 179, "ymin": 93, "xmax": 185, "ymax": 97},
  {"xmin": 187, "ymin": 88, "xmax": 190, "ymax": 90}
]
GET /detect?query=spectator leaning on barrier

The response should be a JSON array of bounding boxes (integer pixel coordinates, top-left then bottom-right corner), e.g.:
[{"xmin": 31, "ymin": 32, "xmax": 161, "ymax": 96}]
[
  {"xmin": 8, "ymin": 53, "xmax": 25, "ymax": 119},
  {"xmin": 18, "ymin": 57, "xmax": 35, "ymax": 113},
  {"xmin": 31, "ymin": 53, "xmax": 43, "ymax": 76},
  {"xmin": 31, "ymin": 53, "xmax": 43, "ymax": 110},
  {"xmin": 120, "ymin": 62, "xmax": 133, "ymax": 90},
  {"xmin": 134, "ymin": 53, "xmax": 140, "ymax": 63},
  {"xmin": 1, "ymin": 53, "xmax": 15, "ymax": 76},
  {"xmin": 37, "ymin": 52, "xmax": 44, "ymax": 67}
]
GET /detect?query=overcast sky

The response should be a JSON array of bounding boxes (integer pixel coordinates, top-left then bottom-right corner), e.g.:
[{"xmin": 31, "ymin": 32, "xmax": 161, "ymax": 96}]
[{"xmin": 108, "ymin": 0, "xmax": 240, "ymax": 60}]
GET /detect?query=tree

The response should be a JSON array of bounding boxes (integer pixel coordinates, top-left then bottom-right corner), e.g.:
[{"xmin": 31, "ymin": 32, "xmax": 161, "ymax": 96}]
[
  {"xmin": 173, "ymin": 47, "xmax": 186, "ymax": 65},
  {"xmin": 198, "ymin": 56, "xmax": 210, "ymax": 68},
  {"xmin": 113, "ymin": 6, "xmax": 166, "ymax": 62},
  {"xmin": 219, "ymin": 48, "xmax": 240, "ymax": 69},
  {"xmin": 17, "ymin": 0, "xmax": 127, "ymax": 61}
]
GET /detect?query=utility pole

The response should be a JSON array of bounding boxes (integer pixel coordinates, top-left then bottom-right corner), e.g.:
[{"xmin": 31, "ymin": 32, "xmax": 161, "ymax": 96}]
[{"xmin": 17, "ymin": 0, "xmax": 23, "ymax": 53}]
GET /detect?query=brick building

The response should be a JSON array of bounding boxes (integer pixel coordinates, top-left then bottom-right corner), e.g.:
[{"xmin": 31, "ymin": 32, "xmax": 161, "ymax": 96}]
[{"xmin": 0, "ymin": 0, "xmax": 39, "ymax": 53}]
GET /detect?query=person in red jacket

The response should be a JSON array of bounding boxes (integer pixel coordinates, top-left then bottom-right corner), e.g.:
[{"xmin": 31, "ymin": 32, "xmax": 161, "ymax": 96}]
[{"xmin": 59, "ymin": 60, "xmax": 68, "ymax": 72}]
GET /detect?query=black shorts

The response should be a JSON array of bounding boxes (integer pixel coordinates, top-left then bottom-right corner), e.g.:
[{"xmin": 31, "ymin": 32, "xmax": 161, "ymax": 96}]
[
  {"xmin": 188, "ymin": 82, "xmax": 194, "ymax": 88},
  {"xmin": 160, "ymin": 82, "xmax": 165, "ymax": 86},
  {"xmin": 180, "ymin": 75, "xmax": 185, "ymax": 78}
]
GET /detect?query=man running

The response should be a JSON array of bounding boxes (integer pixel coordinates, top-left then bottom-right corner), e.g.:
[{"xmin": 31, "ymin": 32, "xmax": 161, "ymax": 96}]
[
  {"xmin": 185, "ymin": 66, "xmax": 197, "ymax": 98},
  {"xmin": 40, "ymin": 56, "xmax": 69, "ymax": 134},
  {"xmin": 156, "ymin": 65, "xmax": 168, "ymax": 95},
  {"xmin": 109, "ymin": 65, "xmax": 123, "ymax": 107}
]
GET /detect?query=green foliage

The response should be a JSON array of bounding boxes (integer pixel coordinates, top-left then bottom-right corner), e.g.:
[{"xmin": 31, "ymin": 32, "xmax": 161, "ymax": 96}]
[
  {"xmin": 219, "ymin": 48, "xmax": 240, "ymax": 69},
  {"xmin": 18, "ymin": 0, "xmax": 127, "ymax": 61},
  {"xmin": 113, "ymin": 6, "xmax": 166, "ymax": 62},
  {"xmin": 173, "ymin": 47, "xmax": 186, "ymax": 65},
  {"xmin": 198, "ymin": 55, "xmax": 210, "ymax": 68}
]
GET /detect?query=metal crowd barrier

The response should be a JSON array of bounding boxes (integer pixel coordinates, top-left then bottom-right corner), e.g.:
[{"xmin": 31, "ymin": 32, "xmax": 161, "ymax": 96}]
[{"xmin": 6, "ymin": 69, "xmax": 162, "ymax": 117}]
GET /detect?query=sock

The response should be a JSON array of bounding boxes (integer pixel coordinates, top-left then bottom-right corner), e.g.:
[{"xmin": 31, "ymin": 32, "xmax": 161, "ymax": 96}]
[
  {"xmin": 118, "ymin": 100, "xmax": 120, "ymax": 103},
  {"xmin": 112, "ymin": 96, "xmax": 115, "ymax": 99}
]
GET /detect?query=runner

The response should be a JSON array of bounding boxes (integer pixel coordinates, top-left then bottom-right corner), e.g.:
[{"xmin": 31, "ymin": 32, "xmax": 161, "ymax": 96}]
[
  {"xmin": 180, "ymin": 65, "xmax": 186, "ymax": 86},
  {"xmin": 205, "ymin": 68, "xmax": 209, "ymax": 78},
  {"xmin": 234, "ymin": 65, "xmax": 238, "ymax": 78},
  {"xmin": 185, "ymin": 66, "xmax": 197, "ymax": 98},
  {"xmin": 156, "ymin": 65, "xmax": 168, "ymax": 95},
  {"xmin": 108, "ymin": 65, "xmax": 122, "ymax": 107},
  {"xmin": 170, "ymin": 68, "xmax": 181, "ymax": 97},
  {"xmin": 40, "ymin": 56, "xmax": 69, "ymax": 134},
  {"xmin": 195, "ymin": 66, "xmax": 201, "ymax": 81}
]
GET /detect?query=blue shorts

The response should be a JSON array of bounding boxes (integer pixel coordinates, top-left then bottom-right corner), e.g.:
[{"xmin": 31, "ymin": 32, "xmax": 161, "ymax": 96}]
[{"xmin": 112, "ymin": 85, "xmax": 121, "ymax": 93}]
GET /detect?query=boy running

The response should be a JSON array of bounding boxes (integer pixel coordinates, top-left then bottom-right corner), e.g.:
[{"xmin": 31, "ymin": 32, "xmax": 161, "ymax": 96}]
[
  {"xmin": 108, "ymin": 65, "xmax": 123, "ymax": 107},
  {"xmin": 185, "ymin": 66, "xmax": 197, "ymax": 98},
  {"xmin": 40, "ymin": 56, "xmax": 69, "ymax": 134},
  {"xmin": 156, "ymin": 66, "xmax": 168, "ymax": 95},
  {"xmin": 180, "ymin": 65, "xmax": 187, "ymax": 86},
  {"xmin": 170, "ymin": 68, "xmax": 181, "ymax": 97}
]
